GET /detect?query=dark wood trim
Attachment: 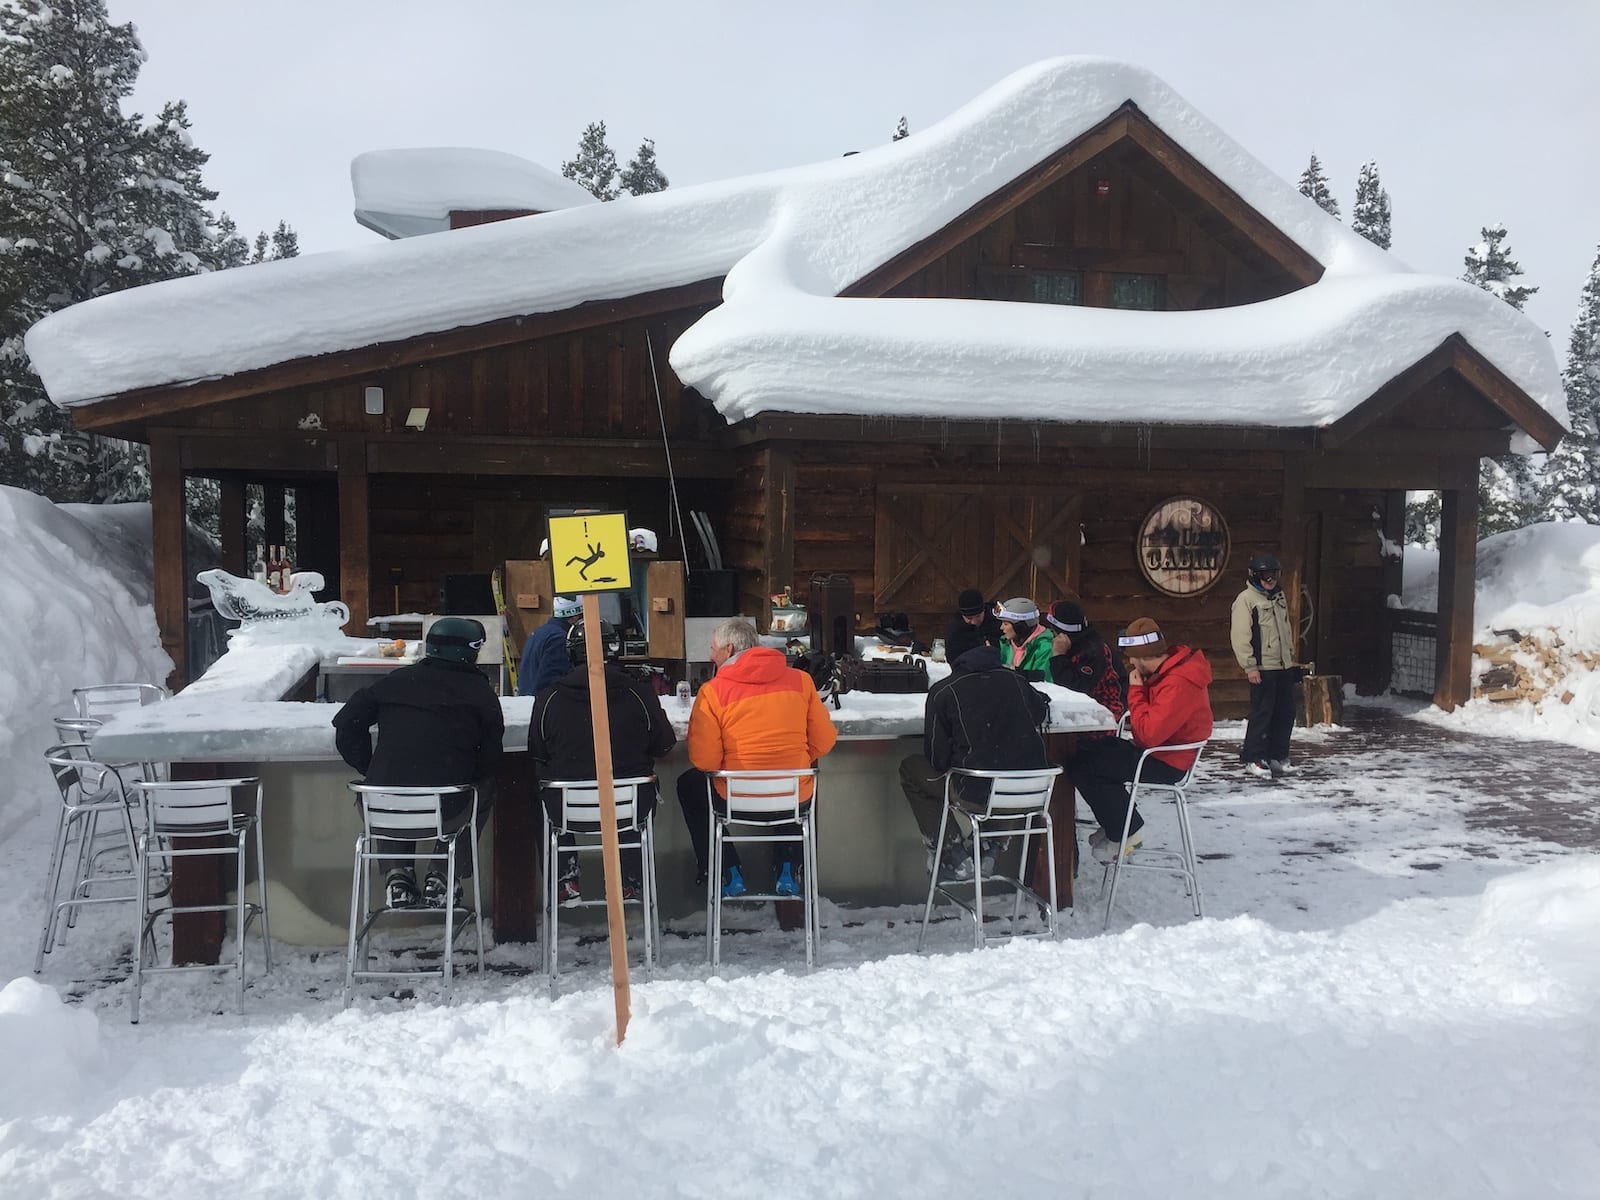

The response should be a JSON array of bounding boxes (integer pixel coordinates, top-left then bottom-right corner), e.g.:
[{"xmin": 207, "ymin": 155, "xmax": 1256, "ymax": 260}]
[
  {"xmin": 69, "ymin": 278, "xmax": 725, "ymax": 433},
  {"xmin": 842, "ymin": 104, "xmax": 1323, "ymax": 299},
  {"xmin": 182, "ymin": 435, "xmax": 337, "ymax": 475},
  {"xmin": 1376, "ymin": 488, "xmax": 1407, "ymax": 690},
  {"xmin": 1322, "ymin": 334, "xmax": 1563, "ymax": 452},
  {"xmin": 728, "ymin": 412, "xmax": 1316, "ymax": 451},
  {"xmin": 1433, "ymin": 482, "xmax": 1479, "ymax": 711},
  {"xmin": 363, "ymin": 434, "xmax": 734, "ymax": 478},
  {"xmin": 762, "ymin": 447, "xmax": 797, "ymax": 614},
  {"xmin": 219, "ymin": 478, "xmax": 247, "ymax": 575},
  {"xmin": 492, "ymin": 752, "xmax": 539, "ymax": 943},
  {"xmin": 337, "ymin": 435, "xmax": 371, "ymax": 631},
  {"xmin": 1301, "ymin": 454, "xmax": 1478, "ymax": 491},
  {"xmin": 149, "ymin": 430, "xmax": 187, "ymax": 690}
]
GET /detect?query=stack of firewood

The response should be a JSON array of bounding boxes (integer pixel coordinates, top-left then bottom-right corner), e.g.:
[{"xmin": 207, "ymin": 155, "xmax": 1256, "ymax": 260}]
[{"xmin": 1473, "ymin": 631, "xmax": 1600, "ymax": 706}]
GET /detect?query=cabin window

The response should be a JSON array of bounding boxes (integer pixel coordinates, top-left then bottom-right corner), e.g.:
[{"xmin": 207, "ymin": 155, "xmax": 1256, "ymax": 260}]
[
  {"xmin": 1110, "ymin": 273, "xmax": 1162, "ymax": 310},
  {"xmin": 1030, "ymin": 270, "xmax": 1083, "ymax": 306}
]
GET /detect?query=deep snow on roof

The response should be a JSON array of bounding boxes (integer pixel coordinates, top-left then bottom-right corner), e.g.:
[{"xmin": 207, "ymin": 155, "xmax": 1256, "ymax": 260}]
[
  {"xmin": 25, "ymin": 58, "xmax": 1565, "ymax": 434},
  {"xmin": 351, "ymin": 147, "xmax": 598, "ymax": 239}
]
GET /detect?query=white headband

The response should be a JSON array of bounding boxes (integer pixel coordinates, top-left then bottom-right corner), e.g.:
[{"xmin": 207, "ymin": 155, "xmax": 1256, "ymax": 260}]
[
  {"xmin": 1045, "ymin": 613, "xmax": 1084, "ymax": 634},
  {"xmin": 995, "ymin": 602, "xmax": 1039, "ymax": 623},
  {"xmin": 1118, "ymin": 629, "xmax": 1163, "ymax": 647}
]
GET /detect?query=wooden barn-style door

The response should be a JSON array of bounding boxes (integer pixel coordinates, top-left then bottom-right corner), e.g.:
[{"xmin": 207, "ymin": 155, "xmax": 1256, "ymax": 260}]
[{"xmin": 874, "ymin": 484, "xmax": 1084, "ymax": 638}]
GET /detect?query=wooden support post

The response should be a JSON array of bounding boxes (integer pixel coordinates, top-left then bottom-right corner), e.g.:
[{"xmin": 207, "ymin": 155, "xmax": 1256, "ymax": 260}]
[
  {"xmin": 581, "ymin": 592, "xmax": 632, "ymax": 1044},
  {"xmin": 492, "ymin": 751, "xmax": 539, "ymax": 943},
  {"xmin": 264, "ymin": 483, "xmax": 287, "ymax": 551},
  {"xmin": 149, "ymin": 430, "xmax": 188, "ymax": 691},
  {"xmin": 1279, "ymin": 456, "xmax": 1307, "ymax": 661},
  {"xmin": 1433, "ymin": 483, "xmax": 1479, "ymax": 711},
  {"xmin": 219, "ymin": 478, "xmax": 247, "ymax": 576},
  {"xmin": 168, "ymin": 762, "xmax": 226, "ymax": 965},
  {"xmin": 761, "ymin": 447, "xmax": 796, "ymax": 629},
  {"xmin": 337, "ymin": 437, "xmax": 371, "ymax": 632}
]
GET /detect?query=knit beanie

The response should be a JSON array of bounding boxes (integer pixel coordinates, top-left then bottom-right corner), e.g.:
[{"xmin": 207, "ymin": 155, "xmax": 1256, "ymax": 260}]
[
  {"xmin": 956, "ymin": 588, "xmax": 986, "ymax": 617},
  {"xmin": 1046, "ymin": 599, "xmax": 1087, "ymax": 634},
  {"xmin": 1117, "ymin": 616, "xmax": 1168, "ymax": 658}
]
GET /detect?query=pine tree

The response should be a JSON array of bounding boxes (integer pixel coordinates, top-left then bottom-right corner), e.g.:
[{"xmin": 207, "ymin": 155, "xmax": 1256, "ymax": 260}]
[
  {"xmin": 892, "ymin": 116, "xmax": 909, "ymax": 141},
  {"xmin": 0, "ymin": 0, "xmax": 282, "ymax": 502},
  {"xmin": 1462, "ymin": 223, "xmax": 1538, "ymax": 311},
  {"xmin": 619, "ymin": 138, "xmax": 668, "ymax": 196},
  {"xmin": 1461, "ymin": 222, "xmax": 1542, "ymax": 534},
  {"xmin": 561, "ymin": 121, "xmax": 620, "ymax": 201},
  {"xmin": 1351, "ymin": 161, "xmax": 1392, "ymax": 249},
  {"xmin": 1542, "ymin": 244, "xmax": 1600, "ymax": 523},
  {"xmin": 1297, "ymin": 154, "xmax": 1340, "ymax": 218}
]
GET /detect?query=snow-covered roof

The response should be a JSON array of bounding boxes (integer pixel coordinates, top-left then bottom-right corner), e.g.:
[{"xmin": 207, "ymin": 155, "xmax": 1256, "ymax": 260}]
[
  {"xmin": 350, "ymin": 147, "xmax": 598, "ymax": 239},
  {"xmin": 26, "ymin": 58, "xmax": 1566, "ymax": 437}
]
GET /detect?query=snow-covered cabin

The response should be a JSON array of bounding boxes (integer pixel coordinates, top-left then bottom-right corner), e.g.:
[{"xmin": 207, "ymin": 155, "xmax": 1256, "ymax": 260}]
[{"xmin": 27, "ymin": 58, "xmax": 1566, "ymax": 714}]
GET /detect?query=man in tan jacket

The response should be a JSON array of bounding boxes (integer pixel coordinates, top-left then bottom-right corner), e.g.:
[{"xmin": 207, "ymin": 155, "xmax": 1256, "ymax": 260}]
[{"xmin": 1230, "ymin": 553, "xmax": 1304, "ymax": 779}]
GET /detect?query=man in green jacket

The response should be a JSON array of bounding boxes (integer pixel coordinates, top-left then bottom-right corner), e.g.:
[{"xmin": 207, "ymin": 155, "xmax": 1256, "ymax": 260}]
[{"xmin": 1230, "ymin": 553, "xmax": 1303, "ymax": 779}]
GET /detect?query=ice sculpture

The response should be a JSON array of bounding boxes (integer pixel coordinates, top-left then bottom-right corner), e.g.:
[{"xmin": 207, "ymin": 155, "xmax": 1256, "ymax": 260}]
[{"xmin": 198, "ymin": 569, "xmax": 350, "ymax": 637}]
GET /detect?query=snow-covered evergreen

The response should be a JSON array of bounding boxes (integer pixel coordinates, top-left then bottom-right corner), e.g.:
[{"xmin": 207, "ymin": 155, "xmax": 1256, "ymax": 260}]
[
  {"xmin": 1296, "ymin": 153, "xmax": 1340, "ymax": 217},
  {"xmin": 1542, "ymin": 244, "xmax": 1600, "ymax": 523},
  {"xmin": 1351, "ymin": 161, "xmax": 1392, "ymax": 250},
  {"xmin": 1460, "ymin": 222, "xmax": 1542, "ymax": 535},
  {"xmin": 619, "ymin": 138, "xmax": 668, "ymax": 196},
  {"xmin": 0, "ymin": 0, "xmax": 281, "ymax": 502},
  {"xmin": 892, "ymin": 116, "xmax": 909, "ymax": 141},
  {"xmin": 561, "ymin": 121, "xmax": 620, "ymax": 201}
]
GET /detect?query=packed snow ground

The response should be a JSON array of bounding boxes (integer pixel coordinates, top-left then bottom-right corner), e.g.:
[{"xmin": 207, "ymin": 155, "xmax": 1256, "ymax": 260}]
[{"xmin": 2, "ymin": 494, "xmax": 1598, "ymax": 1196}]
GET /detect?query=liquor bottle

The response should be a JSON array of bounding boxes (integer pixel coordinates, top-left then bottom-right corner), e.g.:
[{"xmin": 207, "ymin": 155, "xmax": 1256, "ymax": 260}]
[
  {"xmin": 252, "ymin": 543, "xmax": 268, "ymax": 586},
  {"xmin": 267, "ymin": 545, "xmax": 281, "ymax": 592},
  {"xmin": 278, "ymin": 543, "xmax": 294, "ymax": 592}
]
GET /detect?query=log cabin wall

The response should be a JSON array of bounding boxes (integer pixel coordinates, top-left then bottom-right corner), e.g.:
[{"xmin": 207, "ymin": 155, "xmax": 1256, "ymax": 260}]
[
  {"xmin": 732, "ymin": 435, "xmax": 1400, "ymax": 718},
  {"xmin": 883, "ymin": 140, "xmax": 1303, "ymax": 311}
]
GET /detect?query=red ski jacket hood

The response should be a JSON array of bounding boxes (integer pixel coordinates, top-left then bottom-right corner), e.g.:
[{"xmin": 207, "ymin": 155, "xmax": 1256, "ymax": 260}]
[{"xmin": 1127, "ymin": 645, "xmax": 1214, "ymax": 770}]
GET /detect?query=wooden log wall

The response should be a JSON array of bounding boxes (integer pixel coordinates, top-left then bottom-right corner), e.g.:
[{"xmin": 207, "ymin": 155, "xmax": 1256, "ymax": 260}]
[
  {"xmin": 884, "ymin": 141, "xmax": 1299, "ymax": 311},
  {"xmin": 734, "ymin": 438, "xmax": 1396, "ymax": 717}
]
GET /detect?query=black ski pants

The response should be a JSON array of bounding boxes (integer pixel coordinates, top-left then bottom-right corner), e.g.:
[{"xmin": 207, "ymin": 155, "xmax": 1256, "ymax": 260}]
[
  {"xmin": 1242, "ymin": 668, "xmax": 1299, "ymax": 764},
  {"xmin": 676, "ymin": 768, "xmax": 799, "ymax": 877},
  {"xmin": 1072, "ymin": 737, "xmax": 1185, "ymax": 839}
]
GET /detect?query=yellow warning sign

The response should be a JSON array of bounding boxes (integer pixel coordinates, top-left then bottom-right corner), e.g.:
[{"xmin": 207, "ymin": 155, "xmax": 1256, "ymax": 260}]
[{"xmin": 548, "ymin": 511, "xmax": 633, "ymax": 594}]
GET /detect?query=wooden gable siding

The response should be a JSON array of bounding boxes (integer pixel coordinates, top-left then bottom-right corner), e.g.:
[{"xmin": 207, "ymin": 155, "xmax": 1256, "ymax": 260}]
[
  {"xmin": 176, "ymin": 306, "xmax": 722, "ymax": 444},
  {"xmin": 883, "ymin": 140, "xmax": 1301, "ymax": 310}
]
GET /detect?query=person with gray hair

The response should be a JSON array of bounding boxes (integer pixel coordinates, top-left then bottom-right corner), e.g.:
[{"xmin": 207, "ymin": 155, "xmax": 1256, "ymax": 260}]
[{"xmin": 676, "ymin": 617, "xmax": 838, "ymax": 898}]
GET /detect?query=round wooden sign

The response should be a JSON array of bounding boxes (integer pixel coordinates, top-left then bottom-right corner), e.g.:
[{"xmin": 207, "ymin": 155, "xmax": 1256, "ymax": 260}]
[{"xmin": 1136, "ymin": 496, "xmax": 1230, "ymax": 597}]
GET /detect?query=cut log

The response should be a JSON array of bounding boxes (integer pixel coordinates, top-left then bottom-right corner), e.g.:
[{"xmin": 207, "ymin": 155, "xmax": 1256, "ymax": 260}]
[{"xmin": 1300, "ymin": 674, "xmax": 1343, "ymax": 727}]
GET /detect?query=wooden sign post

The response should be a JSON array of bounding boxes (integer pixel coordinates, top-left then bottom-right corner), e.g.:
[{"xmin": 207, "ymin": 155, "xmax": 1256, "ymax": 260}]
[{"xmin": 548, "ymin": 511, "xmax": 634, "ymax": 1045}]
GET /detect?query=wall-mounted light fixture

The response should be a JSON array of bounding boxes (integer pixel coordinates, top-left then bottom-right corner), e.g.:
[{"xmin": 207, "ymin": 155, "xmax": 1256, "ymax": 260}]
[
  {"xmin": 405, "ymin": 406, "xmax": 430, "ymax": 431},
  {"xmin": 363, "ymin": 385, "xmax": 384, "ymax": 415}
]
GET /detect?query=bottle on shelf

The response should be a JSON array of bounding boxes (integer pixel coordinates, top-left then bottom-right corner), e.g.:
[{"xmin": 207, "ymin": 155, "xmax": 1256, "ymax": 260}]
[
  {"xmin": 252, "ymin": 543, "xmax": 268, "ymax": 586},
  {"xmin": 267, "ymin": 545, "xmax": 282, "ymax": 592},
  {"xmin": 277, "ymin": 543, "xmax": 294, "ymax": 592}
]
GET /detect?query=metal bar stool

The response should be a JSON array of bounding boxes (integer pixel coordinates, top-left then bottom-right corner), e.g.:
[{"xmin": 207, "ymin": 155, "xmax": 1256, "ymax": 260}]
[
  {"xmin": 1100, "ymin": 735, "xmax": 1209, "ymax": 930},
  {"xmin": 344, "ymin": 783, "xmax": 484, "ymax": 1007},
  {"xmin": 706, "ymin": 769, "xmax": 820, "ymax": 971},
  {"xmin": 918, "ymin": 766, "xmax": 1063, "ymax": 952},
  {"xmin": 36, "ymin": 744, "xmax": 143, "ymax": 973},
  {"xmin": 539, "ymin": 776, "xmax": 660, "ymax": 996},
  {"xmin": 72, "ymin": 684, "xmax": 168, "ymax": 784},
  {"xmin": 128, "ymin": 777, "xmax": 272, "ymax": 1023}
]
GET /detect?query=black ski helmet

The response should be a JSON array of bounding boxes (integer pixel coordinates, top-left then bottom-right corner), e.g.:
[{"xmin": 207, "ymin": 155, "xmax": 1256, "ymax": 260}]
[
  {"xmin": 1247, "ymin": 553, "xmax": 1282, "ymax": 585},
  {"xmin": 425, "ymin": 617, "xmax": 487, "ymax": 664},
  {"xmin": 566, "ymin": 618, "xmax": 620, "ymax": 668}
]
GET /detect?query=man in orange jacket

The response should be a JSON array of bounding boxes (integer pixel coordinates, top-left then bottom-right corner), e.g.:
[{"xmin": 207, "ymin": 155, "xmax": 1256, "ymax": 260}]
[
  {"xmin": 676, "ymin": 617, "xmax": 839, "ymax": 898},
  {"xmin": 1073, "ymin": 616, "xmax": 1213, "ymax": 864}
]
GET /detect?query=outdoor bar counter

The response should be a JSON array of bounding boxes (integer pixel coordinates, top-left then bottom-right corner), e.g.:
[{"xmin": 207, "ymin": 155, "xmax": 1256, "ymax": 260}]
[{"xmin": 94, "ymin": 635, "xmax": 1116, "ymax": 957}]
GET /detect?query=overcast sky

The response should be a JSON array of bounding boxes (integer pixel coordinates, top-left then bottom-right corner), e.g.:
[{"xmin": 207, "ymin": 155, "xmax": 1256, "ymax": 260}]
[{"xmin": 115, "ymin": 0, "xmax": 1598, "ymax": 344}]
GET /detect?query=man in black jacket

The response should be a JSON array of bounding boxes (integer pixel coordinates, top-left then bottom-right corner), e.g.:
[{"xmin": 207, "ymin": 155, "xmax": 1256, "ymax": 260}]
[
  {"xmin": 528, "ymin": 620, "xmax": 676, "ymax": 901},
  {"xmin": 898, "ymin": 641, "xmax": 1049, "ymax": 879},
  {"xmin": 941, "ymin": 587, "xmax": 1002, "ymax": 662},
  {"xmin": 333, "ymin": 616, "xmax": 504, "ymax": 909}
]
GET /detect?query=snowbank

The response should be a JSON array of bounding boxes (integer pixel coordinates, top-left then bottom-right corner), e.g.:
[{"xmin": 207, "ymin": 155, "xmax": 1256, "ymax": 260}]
[
  {"xmin": 0, "ymin": 977, "xmax": 101, "ymax": 1119},
  {"xmin": 1402, "ymin": 522, "xmax": 1600, "ymax": 750},
  {"xmin": 26, "ymin": 58, "xmax": 1563, "ymax": 438},
  {"xmin": 0, "ymin": 488, "xmax": 171, "ymax": 836}
]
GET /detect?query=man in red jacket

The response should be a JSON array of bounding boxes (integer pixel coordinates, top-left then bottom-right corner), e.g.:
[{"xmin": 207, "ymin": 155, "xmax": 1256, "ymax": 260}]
[{"xmin": 1072, "ymin": 617, "xmax": 1213, "ymax": 863}]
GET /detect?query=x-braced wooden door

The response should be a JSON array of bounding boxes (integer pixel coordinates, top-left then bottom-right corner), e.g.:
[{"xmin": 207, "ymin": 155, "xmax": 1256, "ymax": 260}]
[{"xmin": 874, "ymin": 484, "xmax": 1084, "ymax": 639}]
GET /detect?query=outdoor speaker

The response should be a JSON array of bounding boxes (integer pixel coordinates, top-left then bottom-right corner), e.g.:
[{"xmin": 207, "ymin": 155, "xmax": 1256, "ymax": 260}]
[
  {"xmin": 686, "ymin": 570, "xmax": 738, "ymax": 617},
  {"xmin": 441, "ymin": 573, "xmax": 497, "ymax": 616}
]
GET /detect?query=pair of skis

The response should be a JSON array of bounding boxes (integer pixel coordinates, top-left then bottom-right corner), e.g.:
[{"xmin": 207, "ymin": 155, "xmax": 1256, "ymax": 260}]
[{"xmin": 491, "ymin": 568, "xmax": 518, "ymax": 694}]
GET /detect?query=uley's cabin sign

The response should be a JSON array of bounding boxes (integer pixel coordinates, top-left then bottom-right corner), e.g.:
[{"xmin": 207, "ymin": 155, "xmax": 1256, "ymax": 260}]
[{"xmin": 1137, "ymin": 497, "xmax": 1230, "ymax": 597}]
